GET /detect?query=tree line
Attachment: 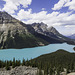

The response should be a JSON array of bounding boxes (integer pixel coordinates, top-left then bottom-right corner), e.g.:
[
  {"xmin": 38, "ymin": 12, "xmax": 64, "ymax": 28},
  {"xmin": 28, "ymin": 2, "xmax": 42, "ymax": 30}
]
[{"xmin": 0, "ymin": 50, "xmax": 75, "ymax": 75}]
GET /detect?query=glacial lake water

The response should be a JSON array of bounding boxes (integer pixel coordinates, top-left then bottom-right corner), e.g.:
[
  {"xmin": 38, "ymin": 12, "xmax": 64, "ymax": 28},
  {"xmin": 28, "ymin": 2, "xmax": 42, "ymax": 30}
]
[{"xmin": 0, "ymin": 43, "xmax": 75, "ymax": 61}]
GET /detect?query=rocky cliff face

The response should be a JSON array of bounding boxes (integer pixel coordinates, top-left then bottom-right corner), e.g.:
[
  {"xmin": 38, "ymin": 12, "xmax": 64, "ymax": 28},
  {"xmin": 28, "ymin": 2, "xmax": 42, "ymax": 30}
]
[
  {"xmin": 31, "ymin": 22, "xmax": 75, "ymax": 45},
  {"xmin": 0, "ymin": 11, "xmax": 74, "ymax": 49},
  {"xmin": 31, "ymin": 22, "xmax": 48, "ymax": 33},
  {"xmin": 47, "ymin": 26, "xmax": 59, "ymax": 35},
  {"xmin": 0, "ymin": 12, "xmax": 49, "ymax": 49},
  {"xmin": 0, "ymin": 12, "xmax": 29, "ymax": 48},
  {"xmin": 31, "ymin": 22, "xmax": 61, "ymax": 36},
  {"xmin": 0, "ymin": 12, "xmax": 17, "ymax": 24}
]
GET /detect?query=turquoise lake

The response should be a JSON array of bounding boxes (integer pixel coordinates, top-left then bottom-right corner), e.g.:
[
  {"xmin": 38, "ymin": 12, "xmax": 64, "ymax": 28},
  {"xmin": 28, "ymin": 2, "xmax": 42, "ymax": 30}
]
[{"xmin": 0, "ymin": 43, "xmax": 75, "ymax": 61}]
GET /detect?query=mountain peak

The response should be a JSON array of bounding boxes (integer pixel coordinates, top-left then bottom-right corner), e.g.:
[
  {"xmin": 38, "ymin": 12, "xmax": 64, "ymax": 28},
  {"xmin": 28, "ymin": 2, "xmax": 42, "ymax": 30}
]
[
  {"xmin": 0, "ymin": 11, "xmax": 16, "ymax": 24},
  {"xmin": 47, "ymin": 26, "xmax": 60, "ymax": 34},
  {"xmin": 32, "ymin": 22, "xmax": 47, "ymax": 27},
  {"xmin": 31, "ymin": 22, "xmax": 48, "ymax": 32},
  {"xmin": 40, "ymin": 22, "xmax": 47, "ymax": 26}
]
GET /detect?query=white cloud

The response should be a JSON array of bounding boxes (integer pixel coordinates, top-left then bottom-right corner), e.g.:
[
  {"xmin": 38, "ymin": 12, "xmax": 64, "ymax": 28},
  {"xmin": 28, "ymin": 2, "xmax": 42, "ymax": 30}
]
[
  {"xmin": 55, "ymin": 26, "xmax": 75, "ymax": 35},
  {"xmin": 14, "ymin": 8, "xmax": 75, "ymax": 29},
  {"xmin": 65, "ymin": 25, "xmax": 75, "ymax": 28},
  {"xmin": 52, "ymin": 0, "xmax": 70, "ymax": 10},
  {"xmin": 17, "ymin": 9, "xmax": 32, "ymax": 20},
  {"xmin": 65, "ymin": 0, "xmax": 75, "ymax": 10},
  {"xmin": 1, "ymin": 0, "xmax": 75, "ymax": 35},
  {"xmin": 52, "ymin": 0, "xmax": 75, "ymax": 11},
  {"xmin": 42, "ymin": 8, "xmax": 46, "ymax": 11},
  {"xmin": 0, "ymin": 9, "xmax": 2, "ymax": 11},
  {"xmin": 2, "ymin": 0, "xmax": 32, "ymax": 14},
  {"xmin": 16, "ymin": 9, "xmax": 48, "ymax": 23}
]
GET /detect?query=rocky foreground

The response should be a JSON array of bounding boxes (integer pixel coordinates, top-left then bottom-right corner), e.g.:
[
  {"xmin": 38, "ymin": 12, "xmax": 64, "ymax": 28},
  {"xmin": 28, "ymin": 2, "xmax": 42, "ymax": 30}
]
[
  {"xmin": 0, "ymin": 66, "xmax": 38, "ymax": 75},
  {"xmin": 0, "ymin": 66, "xmax": 75, "ymax": 75}
]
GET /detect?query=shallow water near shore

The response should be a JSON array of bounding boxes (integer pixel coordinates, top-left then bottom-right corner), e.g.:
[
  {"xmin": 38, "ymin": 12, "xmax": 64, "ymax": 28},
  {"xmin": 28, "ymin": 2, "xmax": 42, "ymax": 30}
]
[{"xmin": 0, "ymin": 43, "xmax": 75, "ymax": 61}]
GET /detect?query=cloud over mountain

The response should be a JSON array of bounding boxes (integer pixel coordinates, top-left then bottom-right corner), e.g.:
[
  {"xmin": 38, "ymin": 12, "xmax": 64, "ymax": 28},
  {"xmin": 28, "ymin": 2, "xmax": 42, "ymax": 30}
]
[
  {"xmin": 0, "ymin": 0, "xmax": 75, "ymax": 35},
  {"xmin": 2, "ymin": 0, "xmax": 32, "ymax": 14}
]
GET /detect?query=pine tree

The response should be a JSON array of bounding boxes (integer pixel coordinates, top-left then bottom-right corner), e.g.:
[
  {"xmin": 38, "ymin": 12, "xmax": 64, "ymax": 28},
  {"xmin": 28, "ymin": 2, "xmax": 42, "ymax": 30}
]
[
  {"xmin": 5, "ymin": 61, "xmax": 10, "ymax": 70},
  {"xmin": 25, "ymin": 59, "xmax": 29, "ymax": 66},
  {"xmin": 9, "ymin": 60, "xmax": 12, "ymax": 66},
  {"xmin": 12, "ymin": 58, "xmax": 16, "ymax": 68},
  {"xmin": 39, "ymin": 68, "xmax": 43, "ymax": 75},
  {"xmin": 0, "ymin": 60, "xmax": 2, "ymax": 68},
  {"xmin": 74, "ymin": 63, "xmax": 75, "ymax": 71},
  {"xmin": 22, "ymin": 58, "xmax": 25, "ymax": 66},
  {"xmin": 70, "ymin": 62, "xmax": 74, "ymax": 72},
  {"xmin": 45, "ymin": 66, "xmax": 48, "ymax": 75},
  {"xmin": 49, "ymin": 67, "xmax": 54, "ymax": 75},
  {"xmin": 66, "ymin": 64, "xmax": 70, "ymax": 73}
]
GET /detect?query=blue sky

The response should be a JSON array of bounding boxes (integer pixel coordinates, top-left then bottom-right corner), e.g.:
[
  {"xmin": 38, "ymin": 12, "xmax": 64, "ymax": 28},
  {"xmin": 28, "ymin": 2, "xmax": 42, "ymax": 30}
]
[{"xmin": 0, "ymin": 0, "xmax": 75, "ymax": 35}]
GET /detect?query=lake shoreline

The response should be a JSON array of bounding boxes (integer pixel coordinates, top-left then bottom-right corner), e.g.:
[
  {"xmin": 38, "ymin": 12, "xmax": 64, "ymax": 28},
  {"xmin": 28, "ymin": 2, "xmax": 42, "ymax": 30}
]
[{"xmin": 0, "ymin": 43, "xmax": 74, "ymax": 61}]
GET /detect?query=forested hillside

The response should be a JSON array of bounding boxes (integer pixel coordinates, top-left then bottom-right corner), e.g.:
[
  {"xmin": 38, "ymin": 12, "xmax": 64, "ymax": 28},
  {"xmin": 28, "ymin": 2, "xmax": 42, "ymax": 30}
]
[{"xmin": 0, "ymin": 50, "xmax": 75, "ymax": 75}]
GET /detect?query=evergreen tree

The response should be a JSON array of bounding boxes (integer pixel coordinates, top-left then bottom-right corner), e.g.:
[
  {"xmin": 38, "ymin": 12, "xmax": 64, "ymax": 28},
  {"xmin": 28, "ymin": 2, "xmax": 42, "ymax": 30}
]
[
  {"xmin": 5, "ymin": 61, "xmax": 10, "ymax": 70},
  {"xmin": 44, "ymin": 66, "xmax": 48, "ymax": 75},
  {"xmin": 12, "ymin": 58, "xmax": 16, "ymax": 68},
  {"xmin": 49, "ymin": 67, "xmax": 54, "ymax": 75},
  {"xmin": 22, "ymin": 58, "xmax": 25, "ymax": 66},
  {"xmin": 25, "ymin": 59, "xmax": 29, "ymax": 66},
  {"xmin": 16, "ymin": 60, "xmax": 21, "ymax": 66},
  {"xmin": 39, "ymin": 68, "xmax": 43, "ymax": 75},
  {"xmin": 74, "ymin": 63, "xmax": 75, "ymax": 71},
  {"xmin": 9, "ymin": 60, "xmax": 12, "ymax": 66},
  {"xmin": 66, "ymin": 65, "xmax": 70, "ymax": 73},
  {"xmin": 70, "ymin": 62, "xmax": 74, "ymax": 72},
  {"xmin": 0, "ymin": 60, "xmax": 2, "ymax": 68}
]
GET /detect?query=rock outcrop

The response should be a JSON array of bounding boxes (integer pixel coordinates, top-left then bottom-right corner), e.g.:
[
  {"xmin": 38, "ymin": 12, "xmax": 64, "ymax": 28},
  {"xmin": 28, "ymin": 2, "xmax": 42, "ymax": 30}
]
[
  {"xmin": 0, "ymin": 66, "xmax": 38, "ymax": 75},
  {"xmin": 0, "ymin": 11, "xmax": 75, "ymax": 49},
  {"xmin": 31, "ymin": 22, "xmax": 75, "ymax": 45},
  {"xmin": 0, "ymin": 11, "xmax": 49, "ymax": 49}
]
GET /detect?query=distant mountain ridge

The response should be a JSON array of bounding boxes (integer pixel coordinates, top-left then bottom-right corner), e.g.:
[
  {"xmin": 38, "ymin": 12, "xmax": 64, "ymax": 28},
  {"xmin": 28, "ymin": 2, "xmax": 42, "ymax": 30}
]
[
  {"xmin": 0, "ymin": 11, "xmax": 75, "ymax": 49},
  {"xmin": 68, "ymin": 34, "xmax": 75, "ymax": 39}
]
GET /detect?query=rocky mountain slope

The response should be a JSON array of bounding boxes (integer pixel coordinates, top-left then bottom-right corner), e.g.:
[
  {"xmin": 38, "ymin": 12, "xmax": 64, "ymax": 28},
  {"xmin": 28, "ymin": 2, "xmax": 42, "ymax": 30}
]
[
  {"xmin": 0, "ymin": 11, "xmax": 75, "ymax": 49},
  {"xmin": 31, "ymin": 22, "xmax": 75, "ymax": 45},
  {"xmin": 0, "ymin": 11, "xmax": 49, "ymax": 49}
]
